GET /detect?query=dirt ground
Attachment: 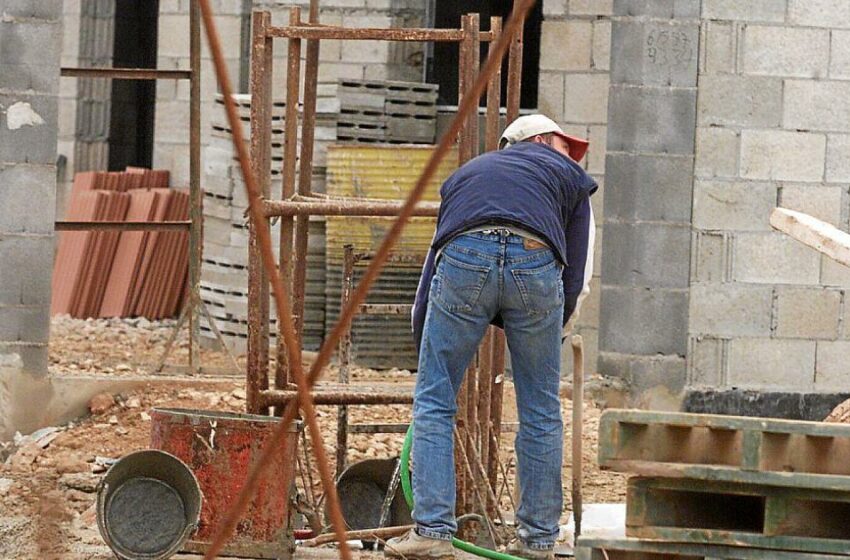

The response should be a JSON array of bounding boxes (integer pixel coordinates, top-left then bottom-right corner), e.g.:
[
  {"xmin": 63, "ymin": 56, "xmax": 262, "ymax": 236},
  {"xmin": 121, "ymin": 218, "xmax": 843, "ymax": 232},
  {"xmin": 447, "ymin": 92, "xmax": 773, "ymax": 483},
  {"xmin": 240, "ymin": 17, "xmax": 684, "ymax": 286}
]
[{"xmin": 0, "ymin": 317, "xmax": 627, "ymax": 559}]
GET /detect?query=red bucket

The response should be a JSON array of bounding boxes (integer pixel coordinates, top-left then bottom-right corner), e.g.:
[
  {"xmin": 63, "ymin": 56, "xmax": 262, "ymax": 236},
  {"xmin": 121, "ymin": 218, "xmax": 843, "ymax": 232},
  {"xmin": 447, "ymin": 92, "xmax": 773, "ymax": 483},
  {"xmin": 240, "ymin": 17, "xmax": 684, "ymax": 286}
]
[{"xmin": 150, "ymin": 408, "xmax": 301, "ymax": 559}]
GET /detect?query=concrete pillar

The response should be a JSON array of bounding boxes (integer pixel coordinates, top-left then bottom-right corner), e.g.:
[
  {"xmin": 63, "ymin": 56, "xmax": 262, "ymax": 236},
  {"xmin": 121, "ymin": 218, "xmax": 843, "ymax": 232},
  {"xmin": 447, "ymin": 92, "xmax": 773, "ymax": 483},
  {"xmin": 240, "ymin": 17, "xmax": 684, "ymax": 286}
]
[
  {"xmin": 0, "ymin": 0, "xmax": 61, "ymax": 374},
  {"xmin": 598, "ymin": 0, "xmax": 700, "ymax": 408}
]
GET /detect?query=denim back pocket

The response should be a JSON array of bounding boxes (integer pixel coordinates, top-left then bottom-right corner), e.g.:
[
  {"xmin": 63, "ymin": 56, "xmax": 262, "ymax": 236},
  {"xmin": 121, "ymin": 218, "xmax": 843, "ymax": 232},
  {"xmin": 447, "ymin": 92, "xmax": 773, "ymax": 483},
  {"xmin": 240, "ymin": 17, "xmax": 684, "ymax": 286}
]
[
  {"xmin": 434, "ymin": 252, "xmax": 491, "ymax": 312},
  {"xmin": 510, "ymin": 259, "xmax": 563, "ymax": 315}
]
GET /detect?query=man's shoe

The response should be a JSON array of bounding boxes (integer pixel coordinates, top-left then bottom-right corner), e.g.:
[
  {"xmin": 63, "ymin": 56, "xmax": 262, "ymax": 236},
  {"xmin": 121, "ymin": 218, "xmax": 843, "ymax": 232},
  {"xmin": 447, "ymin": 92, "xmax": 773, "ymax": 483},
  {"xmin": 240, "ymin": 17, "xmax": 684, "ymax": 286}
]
[
  {"xmin": 384, "ymin": 529, "xmax": 455, "ymax": 560},
  {"xmin": 504, "ymin": 539, "xmax": 554, "ymax": 560}
]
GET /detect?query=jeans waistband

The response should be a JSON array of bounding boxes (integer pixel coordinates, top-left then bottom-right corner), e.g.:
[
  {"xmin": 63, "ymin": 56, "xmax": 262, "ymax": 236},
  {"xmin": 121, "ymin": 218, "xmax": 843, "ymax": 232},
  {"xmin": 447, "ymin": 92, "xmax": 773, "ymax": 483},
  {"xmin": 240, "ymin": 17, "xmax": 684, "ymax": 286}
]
[{"xmin": 460, "ymin": 230, "xmax": 526, "ymax": 243}]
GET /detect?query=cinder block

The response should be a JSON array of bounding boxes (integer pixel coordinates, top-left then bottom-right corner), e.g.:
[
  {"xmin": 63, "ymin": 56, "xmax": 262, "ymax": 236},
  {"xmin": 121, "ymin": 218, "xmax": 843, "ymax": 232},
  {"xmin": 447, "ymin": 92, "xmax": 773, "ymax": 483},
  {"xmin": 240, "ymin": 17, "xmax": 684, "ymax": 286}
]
[
  {"xmin": 586, "ymin": 125, "xmax": 607, "ymax": 174},
  {"xmin": 779, "ymin": 185, "xmax": 846, "ymax": 227},
  {"xmin": 775, "ymin": 287, "xmax": 841, "ymax": 339},
  {"xmin": 599, "ymin": 285, "xmax": 690, "ymax": 356},
  {"xmin": 687, "ymin": 336, "xmax": 723, "ymax": 387},
  {"xmin": 0, "ymin": 342, "xmax": 47, "ymax": 375},
  {"xmin": 564, "ymin": 73, "xmax": 609, "ymax": 124},
  {"xmin": 571, "ymin": 0, "xmax": 614, "ymax": 16},
  {"xmin": 537, "ymin": 72, "xmax": 565, "ymax": 120},
  {"xmin": 821, "ymin": 255, "xmax": 850, "ymax": 288},
  {"xmin": 692, "ymin": 180, "xmax": 776, "ymax": 231},
  {"xmin": 610, "ymin": 20, "xmax": 698, "ymax": 87},
  {"xmin": 784, "ymin": 80, "xmax": 850, "ymax": 132},
  {"xmin": 0, "ymin": 165, "xmax": 56, "ymax": 233},
  {"xmin": 543, "ymin": 0, "xmax": 568, "ymax": 17},
  {"xmin": 613, "ymin": 0, "xmax": 700, "ymax": 19},
  {"xmin": 597, "ymin": 352, "xmax": 687, "ymax": 398},
  {"xmin": 689, "ymin": 283, "xmax": 773, "ymax": 337},
  {"xmin": 0, "ymin": 94, "xmax": 59, "ymax": 165},
  {"xmin": 740, "ymin": 130, "xmax": 826, "ymax": 183},
  {"xmin": 0, "ymin": 235, "xmax": 53, "ymax": 306},
  {"xmin": 691, "ymin": 231, "xmax": 726, "ymax": 283},
  {"xmin": 607, "ymin": 86, "xmax": 696, "ymax": 155},
  {"xmin": 727, "ymin": 338, "xmax": 816, "ymax": 390},
  {"xmin": 592, "ymin": 20, "xmax": 612, "ymax": 71},
  {"xmin": 789, "ymin": 0, "xmax": 850, "ymax": 28},
  {"xmin": 827, "ymin": 134, "xmax": 850, "ymax": 183},
  {"xmin": 702, "ymin": 21, "xmax": 735, "ymax": 74},
  {"xmin": 702, "ymin": 0, "xmax": 787, "ymax": 22},
  {"xmin": 0, "ymin": 62, "xmax": 59, "ymax": 95},
  {"xmin": 339, "ymin": 40, "xmax": 391, "ymax": 65},
  {"xmin": 830, "ymin": 31, "xmax": 850, "ymax": 79},
  {"xmin": 815, "ymin": 341, "xmax": 850, "ymax": 390},
  {"xmin": 157, "ymin": 14, "xmax": 190, "ymax": 58},
  {"xmin": 698, "ymin": 74, "xmax": 782, "ymax": 128},
  {"xmin": 733, "ymin": 232, "xmax": 821, "ymax": 285},
  {"xmin": 604, "ymin": 153, "xmax": 694, "ymax": 223},
  {"xmin": 742, "ymin": 26, "xmax": 829, "ymax": 78},
  {"xmin": 0, "ymin": 20, "xmax": 61, "ymax": 68},
  {"xmin": 540, "ymin": 20, "xmax": 593, "ymax": 72},
  {"xmin": 2, "ymin": 0, "xmax": 63, "ymax": 19},
  {"xmin": 0, "ymin": 305, "xmax": 50, "ymax": 343},
  {"xmin": 601, "ymin": 223, "xmax": 692, "ymax": 288},
  {"xmin": 693, "ymin": 126, "xmax": 738, "ymax": 178}
]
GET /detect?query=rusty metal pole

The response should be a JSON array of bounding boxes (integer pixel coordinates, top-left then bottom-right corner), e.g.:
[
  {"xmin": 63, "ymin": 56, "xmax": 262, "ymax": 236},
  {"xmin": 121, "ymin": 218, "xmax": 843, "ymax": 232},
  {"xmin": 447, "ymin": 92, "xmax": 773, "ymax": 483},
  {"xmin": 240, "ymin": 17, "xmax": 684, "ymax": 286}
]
[
  {"xmin": 506, "ymin": 1, "xmax": 524, "ymax": 124},
  {"xmin": 468, "ymin": 13, "xmax": 480, "ymax": 159},
  {"xmin": 188, "ymin": 0, "xmax": 202, "ymax": 374},
  {"xmin": 488, "ymin": 331, "xmax": 506, "ymax": 495},
  {"xmin": 484, "ymin": 17, "xmax": 503, "ymax": 154},
  {"xmin": 276, "ymin": 7, "xmax": 302, "ymax": 390},
  {"xmin": 247, "ymin": 11, "xmax": 273, "ymax": 414},
  {"xmin": 336, "ymin": 244, "xmax": 355, "ymax": 478}
]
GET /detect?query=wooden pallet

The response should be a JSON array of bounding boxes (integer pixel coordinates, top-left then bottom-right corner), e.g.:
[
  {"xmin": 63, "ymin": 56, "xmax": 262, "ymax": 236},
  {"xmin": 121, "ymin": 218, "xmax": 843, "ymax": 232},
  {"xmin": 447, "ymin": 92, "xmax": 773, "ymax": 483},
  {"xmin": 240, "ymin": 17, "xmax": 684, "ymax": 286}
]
[
  {"xmin": 626, "ymin": 477, "xmax": 850, "ymax": 555},
  {"xmin": 576, "ymin": 537, "xmax": 850, "ymax": 560},
  {"xmin": 599, "ymin": 409, "xmax": 850, "ymax": 491}
]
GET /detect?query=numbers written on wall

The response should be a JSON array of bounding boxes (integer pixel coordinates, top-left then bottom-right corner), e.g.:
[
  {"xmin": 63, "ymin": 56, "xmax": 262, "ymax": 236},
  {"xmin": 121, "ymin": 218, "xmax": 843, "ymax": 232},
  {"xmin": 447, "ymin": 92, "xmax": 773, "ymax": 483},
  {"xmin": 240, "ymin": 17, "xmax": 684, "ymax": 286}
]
[{"xmin": 646, "ymin": 28, "xmax": 693, "ymax": 67}]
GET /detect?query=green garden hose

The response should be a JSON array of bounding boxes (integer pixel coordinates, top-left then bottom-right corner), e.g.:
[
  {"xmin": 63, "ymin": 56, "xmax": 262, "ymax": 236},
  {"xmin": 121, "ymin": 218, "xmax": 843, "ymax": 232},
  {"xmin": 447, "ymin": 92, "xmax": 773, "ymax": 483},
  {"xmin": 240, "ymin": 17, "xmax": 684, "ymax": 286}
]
[{"xmin": 400, "ymin": 424, "xmax": 524, "ymax": 560}]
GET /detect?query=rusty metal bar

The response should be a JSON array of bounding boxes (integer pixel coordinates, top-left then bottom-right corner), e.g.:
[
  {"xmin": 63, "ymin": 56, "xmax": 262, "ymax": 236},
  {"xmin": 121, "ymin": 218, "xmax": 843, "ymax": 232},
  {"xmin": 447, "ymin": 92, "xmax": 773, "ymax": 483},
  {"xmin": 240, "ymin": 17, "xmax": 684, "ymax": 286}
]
[
  {"xmin": 485, "ymin": 17, "xmax": 503, "ymax": 153},
  {"xmin": 477, "ymin": 327, "xmax": 494, "ymax": 471},
  {"xmin": 206, "ymin": 2, "xmax": 537, "ymax": 556},
  {"xmin": 263, "ymin": 198, "xmax": 441, "ymax": 217},
  {"xmin": 302, "ymin": 525, "xmax": 413, "ymax": 547},
  {"xmin": 336, "ymin": 244, "xmax": 355, "ymax": 479},
  {"xmin": 457, "ymin": 15, "xmax": 471, "ymax": 165},
  {"xmin": 506, "ymin": 7, "xmax": 524, "ymax": 124},
  {"xmin": 267, "ymin": 26, "xmax": 496, "ymax": 42},
  {"xmin": 54, "ymin": 221, "xmax": 191, "ymax": 231},
  {"xmin": 60, "ymin": 67, "xmax": 192, "ymax": 80},
  {"xmin": 188, "ymin": 0, "xmax": 202, "ymax": 374},
  {"xmin": 349, "ymin": 423, "xmax": 410, "ymax": 434},
  {"xmin": 358, "ymin": 303, "xmax": 412, "ymax": 315},
  {"xmin": 247, "ymin": 10, "xmax": 273, "ymax": 415},
  {"xmin": 468, "ymin": 13, "xmax": 481, "ymax": 160},
  {"xmin": 487, "ymin": 329, "xmax": 507, "ymax": 493},
  {"xmin": 262, "ymin": 390, "xmax": 414, "ymax": 406},
  {"xmin": 198, "ymin": 2, "xmax": 354, "ymax": 558}
]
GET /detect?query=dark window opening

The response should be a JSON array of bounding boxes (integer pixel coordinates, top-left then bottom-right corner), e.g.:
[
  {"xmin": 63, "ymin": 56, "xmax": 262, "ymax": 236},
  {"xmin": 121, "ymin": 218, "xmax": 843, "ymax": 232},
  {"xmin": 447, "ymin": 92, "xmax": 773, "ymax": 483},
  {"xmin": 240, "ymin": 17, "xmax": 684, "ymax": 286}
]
[
  {"xmin": 108, "ymin": 0, "xmax": 159, "ymax": 171},
  {"xmin": 427, "ymin": 0, "xmax": 542, "ymax": 109}
]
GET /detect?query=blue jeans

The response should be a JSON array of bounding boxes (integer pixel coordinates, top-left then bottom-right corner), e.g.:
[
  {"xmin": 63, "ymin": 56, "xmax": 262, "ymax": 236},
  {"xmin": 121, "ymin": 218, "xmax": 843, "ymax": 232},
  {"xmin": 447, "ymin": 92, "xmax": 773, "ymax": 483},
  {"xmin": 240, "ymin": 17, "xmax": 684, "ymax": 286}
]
[{"xmin": 412, "ymin": 231, "xmax": 564, "ymax": 549}]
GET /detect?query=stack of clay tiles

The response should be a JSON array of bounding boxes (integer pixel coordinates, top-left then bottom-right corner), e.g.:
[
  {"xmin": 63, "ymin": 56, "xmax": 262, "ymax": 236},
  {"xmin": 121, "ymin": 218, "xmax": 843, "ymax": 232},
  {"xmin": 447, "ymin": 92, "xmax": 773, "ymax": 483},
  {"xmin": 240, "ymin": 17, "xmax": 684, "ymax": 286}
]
[{"xmin": 51, "ymin": 168, "xmax": 190, "ymax": 320}]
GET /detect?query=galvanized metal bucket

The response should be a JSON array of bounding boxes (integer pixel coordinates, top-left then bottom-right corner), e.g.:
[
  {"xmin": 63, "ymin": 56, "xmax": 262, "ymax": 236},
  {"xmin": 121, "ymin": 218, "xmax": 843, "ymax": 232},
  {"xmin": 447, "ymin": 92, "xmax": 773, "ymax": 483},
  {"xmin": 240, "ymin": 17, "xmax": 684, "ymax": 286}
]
[
  {"xmin": 336, "ymin": 457, "xmax": 412, "ymax": 531},
  {"xmin": 97, "ymin": 449, "xmax": 202, "ymax": 560}
]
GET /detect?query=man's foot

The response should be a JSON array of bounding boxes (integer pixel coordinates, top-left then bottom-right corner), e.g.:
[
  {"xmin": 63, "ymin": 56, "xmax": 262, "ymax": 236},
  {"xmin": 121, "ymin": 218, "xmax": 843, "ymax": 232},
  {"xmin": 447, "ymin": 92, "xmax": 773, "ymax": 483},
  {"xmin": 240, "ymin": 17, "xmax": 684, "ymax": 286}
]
[
  {"xmin": 504, "ymin": 539, "xmax": 554, "ymax": 560},
  {"xmin": 384, "ymin": 529, "xmax": 455, "ymax": 560}
]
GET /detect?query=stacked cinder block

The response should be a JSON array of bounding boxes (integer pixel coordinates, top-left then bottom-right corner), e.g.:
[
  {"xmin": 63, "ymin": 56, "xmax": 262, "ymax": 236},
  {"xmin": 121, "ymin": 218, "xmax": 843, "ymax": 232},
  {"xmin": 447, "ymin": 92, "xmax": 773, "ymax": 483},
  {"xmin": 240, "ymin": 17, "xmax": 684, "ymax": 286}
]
[
  {"xmin": 578, "ymin": 409, "xmax": 850, "ymax": 559},
  {"xmin": 336, "ymin": 79, "xmax": 438, "ymax": 144},
  {"xmin": 688, "ymin": 0, "xmax": 850, "ymax": 395}
]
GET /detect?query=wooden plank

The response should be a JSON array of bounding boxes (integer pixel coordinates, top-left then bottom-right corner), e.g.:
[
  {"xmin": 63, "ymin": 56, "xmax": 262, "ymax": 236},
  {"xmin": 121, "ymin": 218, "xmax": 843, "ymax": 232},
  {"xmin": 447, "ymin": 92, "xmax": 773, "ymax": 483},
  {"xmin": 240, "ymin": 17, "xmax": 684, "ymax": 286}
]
[
  {"xmin": 576, "ymin": 537, "xmax": 850, "ymax": 560},
  {"xmin": 770, "ymin": 207, "xmax": 850, "ymax": 267}
]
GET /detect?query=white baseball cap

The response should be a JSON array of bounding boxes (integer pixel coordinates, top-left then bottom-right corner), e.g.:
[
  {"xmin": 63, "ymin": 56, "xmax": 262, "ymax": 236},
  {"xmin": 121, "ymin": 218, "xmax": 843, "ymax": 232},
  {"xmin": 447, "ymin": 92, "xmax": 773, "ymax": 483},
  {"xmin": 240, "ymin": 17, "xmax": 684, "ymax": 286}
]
[{"xmin": 499, "ymin": 114, "xmax": 590, "ymax": 162}]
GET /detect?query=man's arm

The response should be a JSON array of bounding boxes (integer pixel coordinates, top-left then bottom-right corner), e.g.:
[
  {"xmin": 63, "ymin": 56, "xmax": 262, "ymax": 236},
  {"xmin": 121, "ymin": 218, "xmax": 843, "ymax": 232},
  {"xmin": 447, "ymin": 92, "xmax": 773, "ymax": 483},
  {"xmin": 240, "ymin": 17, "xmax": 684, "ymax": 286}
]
[{"xmin": 562, "ymin": 195, "xmax": 595, "ymax": 336}]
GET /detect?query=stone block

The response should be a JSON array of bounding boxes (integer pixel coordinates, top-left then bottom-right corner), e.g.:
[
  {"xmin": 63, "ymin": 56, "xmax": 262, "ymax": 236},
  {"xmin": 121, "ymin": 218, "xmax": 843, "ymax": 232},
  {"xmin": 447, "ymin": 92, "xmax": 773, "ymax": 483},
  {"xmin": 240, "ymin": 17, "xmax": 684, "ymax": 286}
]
[
  {"xmin": 564, "ymin": 73, "xmax": 609, "ymax": 124},
  {"xmin": 592, "ymin": 20, "xmax": 612, "ymax": 72},
  {"xmin": 827, "ymin": 134, "xmax": 850, "ymax": 183},
  {"xmin": 784, "ymin": 80, "xmax": 850, "ymax": 132},
  {"xmin": 775, "ymin": 287, "xmax": 841, "ymax": 339},
  {"xmin": 0, "ymin": 94, "xmax": 58, "ymax": 165},
  {"xmin": 697, "ymin": 74, "xmax": 782, "ymax": 128},
  {"xmin": 604, "ymin": 153, "xmax": 694, "ymax": 223},
  {"xmin": 702, "ymin": 21, "xmax": 735, "ymax": 74},
  {"xmin": 607, "ymin": 86, "xmax": 697, "ymax": 155},
  {"xmin": 742, "ymin": 26, "xmax": 829, "ymax": 78},
  {"xmin": 0, "ymin": 20, "xmax": 61, "ymax": 68},
  {"xmin": 2, "ymin": 0, "xmax": 62, "ymax": 19},
  {"xmin": 727, "ymin": 338, "xmax": 815, "ymax": 390},
  {"xmin": 692, "ymin": 180, "xmax": 776, "ymax": 231},
  {"xmin": 689, "ymin": 283, "xmax": 773, "ymax": 337},
  {"xmin": 610, "ymin": 20, "xmax": 698, "ymax": 87},
  {"xmin": 537, "ymin": 72, "xmax": 565, "ymax": 121},
  {"xmin": 691, "ymin": 231, "xmax": 726, "ymax": 283},
  {"xmin": 0, "ymin": 306, "xmax": 50, "ymax": 344},
  {"xmin": 816, "ymin": 341, "xmax": 850, "ymax": 390},
  {"xmin": 733, "ymin": 232, "xmax": 821, "ymax": 285},
  {"xmin": 831, "ymin": 31, "xmax": 850, "ymax": 79},
  {"xmin": 821, "ymin": 255, "xmax": 850, "ymax": 288},
  {"xmin": 0, "ymin": 165, "xmax": 56, "ymax": 234},
  {"xmin": 0, "ymin": 235, "xmax": 53, "ymax": 306},
  {"xmin": 779, "ymin": 185, "xmax": 846, "ymax": 227},
  {"xmin": 0, "ymin": 342, "xmax": 47, "ymax": 375},
  {"xmin": 687, "ymin": 336, "xmax": 723, "ymax": 387},
  {"xmin": 693, "ymin": 126, "xmax": 738, "ymax": 178},
  {"xmin": 571, "ymin": 0, "xmax": 613, "ymax": 16},
  {"xmin": 599, "ymin": 285, "xmax": 690, "ymax": 356},
  {"xmin": 789, "ymin": 0, "xmax": 850, "ymax": 28},
  {"xmin": 540, "ymin": 20, "xmax": 593, "ymax": 72},
  {"xmin": 601, "ymin": 223, "xmax": 692, "ymax": 288},
  {"xmin": 586, "ymin": 125, "xmax": 607, "ymax": 174},
  {"xmin": 740, "ymin": 130, "xmax": 826, "ymax": 183},
  {"xmin": 702, "ymin": 0, "xmax": 787, "ymax": 22},
  {"xmin": 613, "ymin": 0, "xmax": 700, "ymax": 19}
]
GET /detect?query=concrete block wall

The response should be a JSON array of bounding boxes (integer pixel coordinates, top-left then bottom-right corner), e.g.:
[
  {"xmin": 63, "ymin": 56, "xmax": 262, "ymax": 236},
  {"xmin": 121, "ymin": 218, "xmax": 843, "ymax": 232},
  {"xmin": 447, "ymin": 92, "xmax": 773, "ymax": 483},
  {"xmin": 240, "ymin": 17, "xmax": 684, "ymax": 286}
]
[
  {"xmin": 688, "ymin": 0, "xmax": 850, "ymax": 394},
  {"xmin": 0, "ymin": 1, "xmax": 62, "ymax": 374},
  {"xmin": 539, "ymin": 0, "xmax": 612, "ymax": 377}
]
